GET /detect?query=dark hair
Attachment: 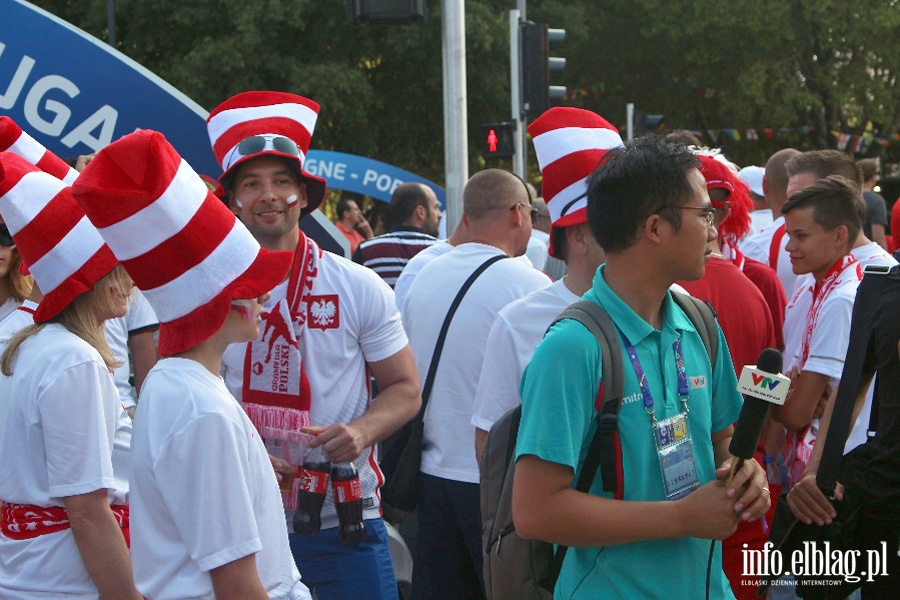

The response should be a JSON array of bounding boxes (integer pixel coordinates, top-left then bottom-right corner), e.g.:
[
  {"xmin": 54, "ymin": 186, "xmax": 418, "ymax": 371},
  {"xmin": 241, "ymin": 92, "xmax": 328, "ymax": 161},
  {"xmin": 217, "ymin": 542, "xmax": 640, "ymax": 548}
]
[
  {"xmin": 664, "ymin": 129, "xmax": 703, "ymax": 147},
  {"xmin": 782, "ymin": 175, "xmax": 862, "ymax": 249},
  {"xmin": 586, "ymin": 136, "xmax": 701, "ymax": 253},
  {"xmin": 336, "ymin": 196, "xmax": 358, "ymax": 219},
  {"xmin": 389, "ymin": 183, "xmax": 431, "ymax": 227},
  {"xmin": 858, "ymin": 158, "xmax": 878, "ymax": 182},
  {"xmin": 785, "ymin": 150, "xmax": 862, "ymax": 190},
  {"xmin": 550, "ymin": 226, "xmax": 569, "ymax": 261}
]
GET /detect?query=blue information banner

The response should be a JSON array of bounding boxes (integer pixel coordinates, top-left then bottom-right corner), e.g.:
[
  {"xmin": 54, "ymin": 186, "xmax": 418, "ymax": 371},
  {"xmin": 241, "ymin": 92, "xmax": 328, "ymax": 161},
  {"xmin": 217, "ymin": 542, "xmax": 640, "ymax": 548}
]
[
  {"xmin": 0, "ymin": 0, "xmax": 219, "ymax": 175},
  {"xmin": 305, "ymin": 150, "xmax": 445, "ymax": 208}
]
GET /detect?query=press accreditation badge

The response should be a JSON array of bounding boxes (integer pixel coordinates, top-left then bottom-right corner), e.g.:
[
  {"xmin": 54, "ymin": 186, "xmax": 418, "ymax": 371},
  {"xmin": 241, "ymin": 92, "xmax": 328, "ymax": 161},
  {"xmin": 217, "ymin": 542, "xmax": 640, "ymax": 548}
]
[{"xmin": 653, "ymin": 413, "xmax": 700, "ymax": 500}]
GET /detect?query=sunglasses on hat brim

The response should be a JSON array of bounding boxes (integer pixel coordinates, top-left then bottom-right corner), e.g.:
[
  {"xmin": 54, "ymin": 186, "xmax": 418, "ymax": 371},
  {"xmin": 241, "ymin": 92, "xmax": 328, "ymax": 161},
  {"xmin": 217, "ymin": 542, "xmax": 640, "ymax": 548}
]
[{"xmin": 236, "ymin": 135, "xmax": 300, "ymax": 158}]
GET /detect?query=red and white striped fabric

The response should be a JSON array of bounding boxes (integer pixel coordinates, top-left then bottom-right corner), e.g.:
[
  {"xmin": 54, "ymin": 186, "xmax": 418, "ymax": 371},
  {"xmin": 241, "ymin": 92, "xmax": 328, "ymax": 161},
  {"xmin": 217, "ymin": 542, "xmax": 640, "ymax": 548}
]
[
  {"xmin": 0, "ymin": 152, "xmax": 117, "ymax": 322},
  {"xmin": 0, "ymin": 116, "xmax": 79, "ymax": 185},
  {"xmin": 72, "ymin": 129, "xmax": 292, "ymax": 357},
  {"xmin": 528, "ymin": 107, "xmax": 623, "ymax": 256},
  {"xmin": 206, "ymin": 91, "xmax": 326, "ymax": 216}
]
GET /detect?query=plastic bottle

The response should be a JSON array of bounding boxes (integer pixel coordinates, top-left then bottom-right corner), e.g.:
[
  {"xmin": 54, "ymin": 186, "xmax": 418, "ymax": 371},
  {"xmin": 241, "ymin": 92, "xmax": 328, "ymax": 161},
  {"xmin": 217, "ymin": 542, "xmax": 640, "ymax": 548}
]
[
  {"xmin": 331, "ymin": 461, "xmax": 368, "ymax": 545},
  {"xmin": 293, "ymin": 444, "xmax": 331, "ymax": 536}
]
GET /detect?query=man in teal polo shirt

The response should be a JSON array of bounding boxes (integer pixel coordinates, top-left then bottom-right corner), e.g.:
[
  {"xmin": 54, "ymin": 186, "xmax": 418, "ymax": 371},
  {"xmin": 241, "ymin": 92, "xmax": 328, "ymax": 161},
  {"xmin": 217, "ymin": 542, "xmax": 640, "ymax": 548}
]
[{"xmin": 512, "ymin": 136, "xmax": 770, "ymax": 599}]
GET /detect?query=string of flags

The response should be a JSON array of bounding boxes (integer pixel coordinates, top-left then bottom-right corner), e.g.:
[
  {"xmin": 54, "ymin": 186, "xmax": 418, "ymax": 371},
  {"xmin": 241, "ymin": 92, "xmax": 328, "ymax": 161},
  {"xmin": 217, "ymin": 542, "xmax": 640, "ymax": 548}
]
[
  {"xmin": 682, "ymin": 128, "xmax": 899, "ymax": 153},
  {"xmin": 564, "ymin": 81, "xmax": 900, "ymax": 153}
]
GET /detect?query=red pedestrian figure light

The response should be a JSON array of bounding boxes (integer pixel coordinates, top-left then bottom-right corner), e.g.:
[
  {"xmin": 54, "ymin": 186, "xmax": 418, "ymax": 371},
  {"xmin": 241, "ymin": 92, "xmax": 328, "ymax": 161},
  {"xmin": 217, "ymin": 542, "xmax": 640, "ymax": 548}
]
[{"xmin": 487, "ymin": 129, "xmax": 498, "ymax": 153}]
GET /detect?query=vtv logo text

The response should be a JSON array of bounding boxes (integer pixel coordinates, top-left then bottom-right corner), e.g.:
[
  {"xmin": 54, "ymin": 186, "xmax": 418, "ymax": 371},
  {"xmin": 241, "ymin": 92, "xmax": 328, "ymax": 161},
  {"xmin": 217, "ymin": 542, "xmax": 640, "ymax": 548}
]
[{"xmin": 751, "ymin": 373, "xmax": 781, "ymax": 390}]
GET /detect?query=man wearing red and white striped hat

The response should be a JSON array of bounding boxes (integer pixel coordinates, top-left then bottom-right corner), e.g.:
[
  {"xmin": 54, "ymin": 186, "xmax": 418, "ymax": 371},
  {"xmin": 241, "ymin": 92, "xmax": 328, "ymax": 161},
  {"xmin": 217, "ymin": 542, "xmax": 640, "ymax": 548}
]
[
  {"xmin": 73, "ymin": 129, "xmax": 312, "ymax": 600},
  {"xmin": 471, "ymin": 107, "xmax": 616, "ymax": 464},
  {"xmin": 208, "ymin": 91, "xmax": 421, "ymax": 600}
]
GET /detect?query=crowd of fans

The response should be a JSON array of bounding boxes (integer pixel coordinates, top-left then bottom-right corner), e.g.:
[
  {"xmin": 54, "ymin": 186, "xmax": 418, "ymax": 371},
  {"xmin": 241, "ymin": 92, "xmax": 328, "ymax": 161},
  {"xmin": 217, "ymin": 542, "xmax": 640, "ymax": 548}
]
[{"xmin": 0, "ymin": 95, "xmax": 897, "ymax": 600}]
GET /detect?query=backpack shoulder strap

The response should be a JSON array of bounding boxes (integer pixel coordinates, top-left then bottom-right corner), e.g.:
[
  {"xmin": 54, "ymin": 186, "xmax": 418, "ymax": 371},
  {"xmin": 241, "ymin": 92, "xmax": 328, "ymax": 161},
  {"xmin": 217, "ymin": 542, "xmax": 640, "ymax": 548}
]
[
  {"xmin": 551, "ymin": 300, "xmax": 623, "ymax": 405},
  {"xmin": 671, "ymin": 292, "xmax": 718, "ymax": 366}
]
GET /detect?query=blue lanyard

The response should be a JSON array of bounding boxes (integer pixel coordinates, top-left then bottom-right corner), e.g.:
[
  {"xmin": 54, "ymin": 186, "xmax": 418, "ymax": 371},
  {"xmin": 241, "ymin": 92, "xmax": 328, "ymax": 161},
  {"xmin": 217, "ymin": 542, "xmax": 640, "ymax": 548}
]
[{"xmin": 617, "ymin": 328, "xmax": 691, "ymax": 425}]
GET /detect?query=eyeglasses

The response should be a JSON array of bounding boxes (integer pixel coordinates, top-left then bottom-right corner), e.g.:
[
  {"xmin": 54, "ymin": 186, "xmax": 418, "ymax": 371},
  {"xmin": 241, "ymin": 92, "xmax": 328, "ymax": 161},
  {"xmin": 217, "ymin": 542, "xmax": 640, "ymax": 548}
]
[
  {"xmin": 511, "ymin": 201, "xmax": 539, "ymax": 224},
  {"xmin": 236, "ymin": 134, "xmax": 300, "ymax": 158},
  {"xmin": 678, "ymin": 206, "xmax": 716, "ymax": 227},
  {"xmin": 0, "ymin": 224, "xmax": 14, "ymax": 248}
]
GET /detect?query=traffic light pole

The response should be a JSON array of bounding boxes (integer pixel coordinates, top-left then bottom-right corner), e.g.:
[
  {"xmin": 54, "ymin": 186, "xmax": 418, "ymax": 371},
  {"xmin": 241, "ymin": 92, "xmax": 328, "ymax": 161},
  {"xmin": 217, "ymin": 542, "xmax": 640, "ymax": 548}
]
[
  {"xmin": 510, "ymin": 9, "xmax": 525, "ymax": 178},
  {"xmin": 442, "ymin": 0, "xmax": 468, "ymax": 235}
]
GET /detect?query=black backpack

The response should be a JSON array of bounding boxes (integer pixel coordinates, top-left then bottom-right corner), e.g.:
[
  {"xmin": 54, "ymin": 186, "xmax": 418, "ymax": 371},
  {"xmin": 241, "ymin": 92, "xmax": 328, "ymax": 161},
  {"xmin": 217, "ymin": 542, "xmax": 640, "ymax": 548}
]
[{"xmin": 479, "ymin": 294, "xmax": 718, "ymax": 599}]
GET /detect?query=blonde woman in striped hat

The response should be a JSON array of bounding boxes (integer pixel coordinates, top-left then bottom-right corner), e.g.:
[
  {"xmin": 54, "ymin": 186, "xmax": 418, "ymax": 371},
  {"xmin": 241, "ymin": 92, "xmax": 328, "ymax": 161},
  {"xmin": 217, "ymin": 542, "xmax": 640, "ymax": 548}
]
[{"xmin": 0, "ymin": 153, "xmax": 140, "ymax": 599}]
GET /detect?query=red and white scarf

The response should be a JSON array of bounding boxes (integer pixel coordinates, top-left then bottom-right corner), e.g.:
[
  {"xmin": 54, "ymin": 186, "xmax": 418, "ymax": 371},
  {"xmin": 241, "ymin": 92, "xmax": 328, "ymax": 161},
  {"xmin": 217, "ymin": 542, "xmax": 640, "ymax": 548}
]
[
  {"xmin": 784, "ymin": 254, "xmax": 862, "ymax": 488},
  {"xmin": 1, "ymin": 503, "xmax": 130, "ymax": 546},
  {"xmin": 242, "ymin": 230, "xmax": 319, "ymax": 448},
  {"xmin": 799, "ymin": 254, "xmax": 862, "ymax": 366}
]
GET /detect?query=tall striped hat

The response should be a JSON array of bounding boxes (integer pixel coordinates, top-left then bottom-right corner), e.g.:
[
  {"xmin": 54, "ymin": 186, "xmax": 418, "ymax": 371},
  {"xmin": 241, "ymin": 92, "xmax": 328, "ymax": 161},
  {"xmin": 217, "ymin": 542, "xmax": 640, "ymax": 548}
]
[
  {"xmin": 207, "ymin": 91, "xmax": 326, "ymax": 217},
  {"xmin": 0, "ymin": 116, "xmax": 79, "ymax": 185},
  {"xmin": 0, "ymin": 152, "xmax": 117, "ymax": 322},
  {"xmin": 529, "ymin": 107, "xmax": 624, "ymax": 256},
  {"xmin": 72, "ymin": 130, "xmax": 293, "ymax": 357}
]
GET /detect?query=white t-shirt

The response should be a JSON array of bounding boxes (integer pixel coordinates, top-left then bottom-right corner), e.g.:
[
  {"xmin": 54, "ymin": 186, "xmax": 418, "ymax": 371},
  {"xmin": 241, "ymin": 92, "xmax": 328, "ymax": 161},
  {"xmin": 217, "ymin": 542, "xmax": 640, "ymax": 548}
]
[
  {"xmin": 525, "ymin": 230, "xmax": 550, "ymax": 271},
  {"xmin": 105, "ymin": 290, "xmax": 158, "ymax": 408},
  {"xmin": 471, "ymin": 279, "xmax": 578, "ymax": 432},
  {"xmin": 401, "ymin": 242, "xmax": 551, "ymax": 483},
  {"xmin": 222, "ymin": 250, "xmax": 408, "ymax": 530},
  {"xmin": 739, "ymin": 215, "xmax": 800, "ymax": 297},
  {"xmin": 131, "ymin": 358, "xmax": 309, "ymax": 600},
  {"xmin": 0, "ymin": 324, "xmax": 123, "ymax": 599},
  {"xmin": 393, "ymin": 239, "xmax": 453, "ymax": 310},
  {"xmin": 0, "ymin": 300, "xmax": 37, "ymax": 346}
]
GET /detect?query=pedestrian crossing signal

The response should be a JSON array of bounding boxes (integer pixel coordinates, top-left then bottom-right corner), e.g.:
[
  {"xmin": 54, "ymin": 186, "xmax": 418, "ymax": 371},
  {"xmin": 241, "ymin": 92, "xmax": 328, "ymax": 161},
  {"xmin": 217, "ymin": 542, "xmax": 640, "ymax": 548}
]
[{"xmin": 481, "ymin": 122, "xmax": 516, "ymax": 159}]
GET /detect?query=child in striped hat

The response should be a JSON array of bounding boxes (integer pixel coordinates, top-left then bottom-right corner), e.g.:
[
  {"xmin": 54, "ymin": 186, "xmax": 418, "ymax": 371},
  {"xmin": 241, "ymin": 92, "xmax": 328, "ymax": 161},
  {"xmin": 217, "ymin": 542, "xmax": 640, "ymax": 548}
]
[
  {"xmin": 0, "ymin": 152, "xmax": 140, "ymax": 599},
  {"xmin": 72, "ymin": 129, "xmax": 311, "ymax": 600}
]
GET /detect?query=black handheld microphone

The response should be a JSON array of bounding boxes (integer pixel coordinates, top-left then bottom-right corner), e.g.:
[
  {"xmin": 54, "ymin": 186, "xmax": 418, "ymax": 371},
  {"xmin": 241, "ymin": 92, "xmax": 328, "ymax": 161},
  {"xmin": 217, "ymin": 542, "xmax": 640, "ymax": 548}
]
[{"xmin": 726, "ymin": 348, "xmax": 786, "ymax": 485}]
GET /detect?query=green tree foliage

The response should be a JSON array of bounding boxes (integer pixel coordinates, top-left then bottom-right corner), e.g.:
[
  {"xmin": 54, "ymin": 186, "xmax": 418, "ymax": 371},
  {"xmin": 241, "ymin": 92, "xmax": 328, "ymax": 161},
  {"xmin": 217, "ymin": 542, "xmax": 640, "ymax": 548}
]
[{"xmin": 28, "ymin": 0, "xmax": 900, "ymax": 179}]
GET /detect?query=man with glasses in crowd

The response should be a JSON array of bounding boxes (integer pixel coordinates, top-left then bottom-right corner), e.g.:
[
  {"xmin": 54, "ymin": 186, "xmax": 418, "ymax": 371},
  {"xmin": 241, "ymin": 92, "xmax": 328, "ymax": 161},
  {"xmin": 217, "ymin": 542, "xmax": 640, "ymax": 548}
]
[
  {"xmin": 208, "ymin": 91, "xmax": 422, "ymax": 600},
  {"xmin": 513, "ymin": 136, "xmax": 768, "ymax": 599},
  {"xmin": 400, "ymin": 168, "xmax": 550, "ymax": 598}
]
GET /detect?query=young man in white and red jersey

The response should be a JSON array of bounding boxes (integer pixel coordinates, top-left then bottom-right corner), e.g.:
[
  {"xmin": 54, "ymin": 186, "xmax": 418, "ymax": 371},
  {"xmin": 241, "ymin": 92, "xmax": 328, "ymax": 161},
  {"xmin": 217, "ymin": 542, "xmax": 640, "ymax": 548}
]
[
  {"xmin": 207, "ymin": 91, "xmax": 421, "ymax": 600},
  {"xmin": 775, "ymin": 175, "xmax": 865, "ymax": 488}
]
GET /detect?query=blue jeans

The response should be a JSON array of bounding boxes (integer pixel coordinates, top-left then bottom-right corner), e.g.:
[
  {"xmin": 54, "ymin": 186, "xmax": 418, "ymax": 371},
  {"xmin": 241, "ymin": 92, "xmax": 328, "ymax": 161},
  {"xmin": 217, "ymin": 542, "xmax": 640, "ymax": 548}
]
[
  {"xmin": 411, "ymin": 474, "xmax": 485, "ymax": 599},
  {"xmin": 290, "ymin": 518, "xmax": 398, "ymax": 600}
]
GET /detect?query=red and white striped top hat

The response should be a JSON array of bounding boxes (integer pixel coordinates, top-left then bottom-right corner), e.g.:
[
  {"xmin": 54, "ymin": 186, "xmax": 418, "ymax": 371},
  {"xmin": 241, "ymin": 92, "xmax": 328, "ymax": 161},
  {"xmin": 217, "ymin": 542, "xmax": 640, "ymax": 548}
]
[
  {"xmin": 207, "ymin": 91, "xmax": 327, "ymax": 217},
  {"xmin": 0, "ymin": 152, "xmax": 117, "ymax": 322},
  {"xmin": 72, "ymin": 130, "xmax": 293, "ymax": 357},
  {"xmin": 0, "ymin": 116, "xmax": 79, "ymax": 185},
  {"xmin": 529, "ymin": 107, "xmax": 624, "ymax": 256}
]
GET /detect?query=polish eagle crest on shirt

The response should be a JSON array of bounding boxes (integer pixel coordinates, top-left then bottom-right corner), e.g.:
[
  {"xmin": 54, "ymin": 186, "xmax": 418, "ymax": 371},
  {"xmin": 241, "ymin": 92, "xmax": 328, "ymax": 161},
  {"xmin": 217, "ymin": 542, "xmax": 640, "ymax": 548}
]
[{"xmin": 308, "ymin": 295, "xmax": 340, "ymax": 329}]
